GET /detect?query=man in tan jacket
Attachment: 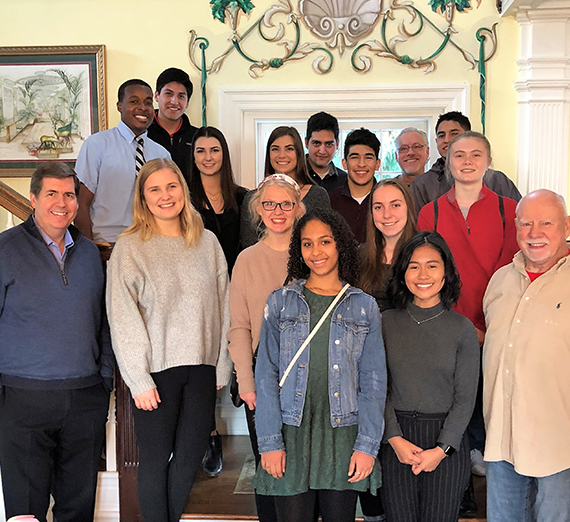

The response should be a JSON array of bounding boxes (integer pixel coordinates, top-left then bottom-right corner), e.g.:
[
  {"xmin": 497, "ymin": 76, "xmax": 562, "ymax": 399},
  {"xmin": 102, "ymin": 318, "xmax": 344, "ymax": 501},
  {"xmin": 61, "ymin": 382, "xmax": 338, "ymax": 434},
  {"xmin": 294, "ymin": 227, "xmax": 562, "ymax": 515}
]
[{"xmin": 483, "ymin": 189, "xmax": 570, "ymax": 521}]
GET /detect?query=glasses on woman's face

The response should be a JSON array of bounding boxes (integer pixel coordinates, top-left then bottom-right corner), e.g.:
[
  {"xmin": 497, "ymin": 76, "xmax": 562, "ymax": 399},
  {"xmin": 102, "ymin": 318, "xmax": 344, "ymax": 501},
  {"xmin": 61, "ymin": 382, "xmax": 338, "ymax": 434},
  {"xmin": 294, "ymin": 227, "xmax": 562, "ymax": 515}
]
[{"xmin": 261, "ymin": 201, "xmax": 295, "ymax": 212}]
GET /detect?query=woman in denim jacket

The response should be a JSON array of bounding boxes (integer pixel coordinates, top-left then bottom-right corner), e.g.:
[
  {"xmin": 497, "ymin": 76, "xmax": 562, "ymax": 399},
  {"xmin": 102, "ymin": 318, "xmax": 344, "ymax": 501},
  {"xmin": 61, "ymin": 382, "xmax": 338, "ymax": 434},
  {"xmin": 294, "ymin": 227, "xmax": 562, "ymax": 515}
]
[{"xmin": 254, "ymin": 208, "xmax": 387, "ymax": 522}]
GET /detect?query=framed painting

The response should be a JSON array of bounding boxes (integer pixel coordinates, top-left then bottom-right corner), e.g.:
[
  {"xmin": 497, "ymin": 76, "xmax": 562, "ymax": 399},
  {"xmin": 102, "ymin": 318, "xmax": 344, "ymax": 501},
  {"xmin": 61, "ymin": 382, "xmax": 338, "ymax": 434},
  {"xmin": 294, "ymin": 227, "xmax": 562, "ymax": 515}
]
[{"xmin": 0, "ymin": 45, "xmax": 106, "ymax": 176}]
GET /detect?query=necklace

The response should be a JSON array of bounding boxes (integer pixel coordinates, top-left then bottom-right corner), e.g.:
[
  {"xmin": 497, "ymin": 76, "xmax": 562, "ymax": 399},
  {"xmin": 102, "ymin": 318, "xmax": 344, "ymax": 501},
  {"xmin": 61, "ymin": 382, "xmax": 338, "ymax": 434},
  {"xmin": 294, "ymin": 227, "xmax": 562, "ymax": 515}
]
[
  {"xmin": 305, "ymin": 283, "xmax": 342, "ymax": 296},
  {"xmin": 205, "ymin": 190, "xmax": 222, "ymax": 201},
  {"xmin": 407, "ymin": 308, "xmax": 445, "ymax": 325}
]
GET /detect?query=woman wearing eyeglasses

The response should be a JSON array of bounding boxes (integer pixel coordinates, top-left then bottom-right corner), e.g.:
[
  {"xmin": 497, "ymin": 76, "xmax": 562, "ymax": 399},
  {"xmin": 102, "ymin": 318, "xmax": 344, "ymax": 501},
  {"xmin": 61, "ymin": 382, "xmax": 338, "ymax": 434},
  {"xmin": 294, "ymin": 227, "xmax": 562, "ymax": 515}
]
[
  {"xmin": 228, "ymin": 174, "xmax": 305, "ymax": 521},
  {"xmin": 241, "ymin": 126, "xmax": 330, "ymax": 249}
]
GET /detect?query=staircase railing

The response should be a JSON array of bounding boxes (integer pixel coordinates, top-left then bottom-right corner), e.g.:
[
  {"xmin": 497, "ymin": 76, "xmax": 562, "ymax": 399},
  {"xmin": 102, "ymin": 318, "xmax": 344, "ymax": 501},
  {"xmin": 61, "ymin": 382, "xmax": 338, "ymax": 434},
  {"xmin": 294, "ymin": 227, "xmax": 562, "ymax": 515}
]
[{"xmin": 0, "ymin": 180, "xmax": 32, "ymax": 222}]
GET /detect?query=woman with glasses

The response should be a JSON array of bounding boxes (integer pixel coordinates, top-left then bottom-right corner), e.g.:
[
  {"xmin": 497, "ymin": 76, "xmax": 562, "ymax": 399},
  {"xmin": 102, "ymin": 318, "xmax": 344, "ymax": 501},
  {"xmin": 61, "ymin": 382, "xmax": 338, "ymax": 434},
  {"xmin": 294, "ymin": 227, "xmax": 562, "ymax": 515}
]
[
  {"xmin": 241, "ymin": 126, "xmax": 330, "ymax": 249},
  {"xmin": 228, "ymin": 174, "xmax": 305, "ymax": 521}
]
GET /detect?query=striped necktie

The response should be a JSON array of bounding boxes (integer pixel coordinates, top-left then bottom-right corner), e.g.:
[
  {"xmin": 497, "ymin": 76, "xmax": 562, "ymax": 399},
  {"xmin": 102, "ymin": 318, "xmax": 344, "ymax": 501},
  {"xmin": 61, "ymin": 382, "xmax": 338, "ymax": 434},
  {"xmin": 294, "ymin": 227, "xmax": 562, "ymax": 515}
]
[{"xmin": 135, "ymin": 137, "xmax": 145, "ymax": 174}]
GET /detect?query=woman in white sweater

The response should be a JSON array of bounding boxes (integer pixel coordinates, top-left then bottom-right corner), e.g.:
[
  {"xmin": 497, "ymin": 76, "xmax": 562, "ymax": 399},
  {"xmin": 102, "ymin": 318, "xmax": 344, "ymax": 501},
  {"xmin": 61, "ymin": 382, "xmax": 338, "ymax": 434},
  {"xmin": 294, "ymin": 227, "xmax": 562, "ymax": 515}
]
[{"xmin": 107, "ymin": 158, "xmax": 232, "ymax": 522}]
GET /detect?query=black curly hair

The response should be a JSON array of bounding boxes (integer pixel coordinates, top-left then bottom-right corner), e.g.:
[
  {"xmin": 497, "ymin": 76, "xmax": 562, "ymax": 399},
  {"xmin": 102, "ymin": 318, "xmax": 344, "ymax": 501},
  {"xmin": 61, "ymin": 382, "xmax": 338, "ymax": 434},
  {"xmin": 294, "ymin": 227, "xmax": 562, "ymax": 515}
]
[
  {"xmin": 287, "ymin": 208, "xmax": 360, "ymax": 285},
  {"xmin": 387, "ymin": 231, "xmax": 461, "ymax": 310}
]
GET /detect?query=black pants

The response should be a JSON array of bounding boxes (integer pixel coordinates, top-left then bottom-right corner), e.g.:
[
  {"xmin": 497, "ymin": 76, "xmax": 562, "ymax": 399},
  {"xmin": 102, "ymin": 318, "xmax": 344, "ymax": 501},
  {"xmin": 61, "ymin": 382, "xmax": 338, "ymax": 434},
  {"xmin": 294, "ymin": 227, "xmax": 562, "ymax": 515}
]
[
  {"xmin": 245, "ymin": 402, "xmax": 279, "ymax": 522},
  {"xmin": 359, "ymin": 488, "xmax": 385, "ymax": 520},
  {"xmin": 132, "ymin": 365, "xmax": 216, "ymax": 522},
  {"xmin": 380, "ymin": 411, "xmax": 470, "ymax": 522},
  {"xmin": 274, "ymin": 489, "xmax": 358, "ymax": 522},
  {"xmin": 0, "ymin": 383, "xmax": 109, "ymax": 522},
  {"xmin": 467, "ymin": 360, "xmax": 485, "ymax": 452}
]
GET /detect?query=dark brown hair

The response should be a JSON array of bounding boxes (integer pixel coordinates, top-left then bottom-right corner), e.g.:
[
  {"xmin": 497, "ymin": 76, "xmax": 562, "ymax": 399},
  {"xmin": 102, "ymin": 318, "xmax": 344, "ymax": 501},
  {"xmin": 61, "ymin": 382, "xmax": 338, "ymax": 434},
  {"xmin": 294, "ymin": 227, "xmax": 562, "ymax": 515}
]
[
  {"xmin": 264, "ymin": 126, "xmax": 313, "ymax": 187},
  {"xmin": 189, "ymin": 126, "xmax": 240, "ymax": 213},
  {"xmin": 359, "ymin": 178, "xmax": 417, "ymax": 296}
]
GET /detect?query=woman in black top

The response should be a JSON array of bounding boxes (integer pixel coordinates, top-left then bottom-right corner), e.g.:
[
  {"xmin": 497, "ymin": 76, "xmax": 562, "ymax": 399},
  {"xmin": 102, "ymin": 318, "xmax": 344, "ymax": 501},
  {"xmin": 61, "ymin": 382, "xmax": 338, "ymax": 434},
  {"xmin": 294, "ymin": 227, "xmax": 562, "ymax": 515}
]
[
  {"xmin": 381, "ymin": 232, "xmax": 479, "ymax": 522},
  {"xmin": 189, "ymin": 126, "xmax": 248, "ymax": 276},
  {"xmin": 188, "ymin": 126, "xmax": 248, "ymax": 476}
]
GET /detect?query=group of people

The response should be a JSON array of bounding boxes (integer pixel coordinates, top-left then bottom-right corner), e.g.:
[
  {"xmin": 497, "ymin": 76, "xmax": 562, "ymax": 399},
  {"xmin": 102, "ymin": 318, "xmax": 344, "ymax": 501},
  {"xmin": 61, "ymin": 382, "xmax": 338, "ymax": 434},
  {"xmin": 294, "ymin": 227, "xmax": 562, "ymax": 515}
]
[{"xmin": 0, "ymin": 65, "xmax": 568, "ymax": 522}]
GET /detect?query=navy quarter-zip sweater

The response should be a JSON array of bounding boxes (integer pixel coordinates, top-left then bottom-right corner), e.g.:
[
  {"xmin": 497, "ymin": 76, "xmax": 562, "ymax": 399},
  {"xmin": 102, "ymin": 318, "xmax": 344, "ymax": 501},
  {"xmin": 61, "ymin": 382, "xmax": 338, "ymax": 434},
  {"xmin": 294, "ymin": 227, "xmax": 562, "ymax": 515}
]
[{"xmin": 0, "ymin": 216, "xmax": 113, "ymax": 390}]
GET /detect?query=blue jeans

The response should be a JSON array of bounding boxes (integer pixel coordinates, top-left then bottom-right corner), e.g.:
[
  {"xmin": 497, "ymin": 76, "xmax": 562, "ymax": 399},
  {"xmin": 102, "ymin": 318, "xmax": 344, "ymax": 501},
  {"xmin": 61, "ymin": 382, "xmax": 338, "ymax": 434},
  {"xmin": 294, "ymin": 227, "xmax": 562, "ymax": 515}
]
[{"xmin": 487, "ymin": 460, "xmax": 570, "ymax": 522}]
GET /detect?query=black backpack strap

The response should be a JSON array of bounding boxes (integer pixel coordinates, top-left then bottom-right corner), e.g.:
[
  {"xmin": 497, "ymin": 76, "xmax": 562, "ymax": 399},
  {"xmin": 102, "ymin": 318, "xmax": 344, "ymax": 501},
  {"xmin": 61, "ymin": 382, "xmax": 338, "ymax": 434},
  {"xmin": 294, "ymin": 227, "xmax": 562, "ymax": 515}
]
[
  {"xmin": 498, "ymin": 195, "xmax": 505, "ymax": 231},
  {"xmin": 434, "ymin": 199, "xmax": 439, "ymax": 232}
]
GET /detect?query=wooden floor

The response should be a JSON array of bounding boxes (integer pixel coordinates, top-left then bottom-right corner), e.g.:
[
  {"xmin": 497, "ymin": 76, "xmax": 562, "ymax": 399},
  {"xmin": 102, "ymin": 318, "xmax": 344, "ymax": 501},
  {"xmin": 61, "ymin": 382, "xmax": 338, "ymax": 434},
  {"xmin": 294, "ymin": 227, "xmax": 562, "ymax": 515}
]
[{"xmin": 183, "ymin": 436, "xmax": 487, "ymax": 521}]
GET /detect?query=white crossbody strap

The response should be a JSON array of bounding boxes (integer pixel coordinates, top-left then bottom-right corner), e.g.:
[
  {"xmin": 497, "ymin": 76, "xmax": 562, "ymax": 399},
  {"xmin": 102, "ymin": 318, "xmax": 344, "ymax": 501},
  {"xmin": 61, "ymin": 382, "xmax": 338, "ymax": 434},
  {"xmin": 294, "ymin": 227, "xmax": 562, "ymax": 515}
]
[{"xmin": 279, "ymin": 283, "xmax": 350, "ymax": 388}]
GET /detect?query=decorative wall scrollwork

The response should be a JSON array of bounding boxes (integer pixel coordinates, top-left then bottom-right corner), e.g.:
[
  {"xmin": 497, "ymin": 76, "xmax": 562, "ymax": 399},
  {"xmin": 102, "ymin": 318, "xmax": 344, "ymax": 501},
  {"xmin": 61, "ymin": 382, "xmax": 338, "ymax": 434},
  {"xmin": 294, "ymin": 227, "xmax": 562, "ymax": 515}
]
[{"xmin": 189, "ymin": 0, "xmax": 498, "ymax": 129}]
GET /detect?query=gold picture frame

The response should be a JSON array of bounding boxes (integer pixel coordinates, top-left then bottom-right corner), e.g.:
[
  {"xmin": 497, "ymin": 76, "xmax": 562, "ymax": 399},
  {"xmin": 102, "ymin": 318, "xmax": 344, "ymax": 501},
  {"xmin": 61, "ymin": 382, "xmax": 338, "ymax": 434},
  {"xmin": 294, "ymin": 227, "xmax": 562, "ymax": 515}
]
[{"xmin": 0, "ymin": 44, "xmax": 106, "ymax": 176}]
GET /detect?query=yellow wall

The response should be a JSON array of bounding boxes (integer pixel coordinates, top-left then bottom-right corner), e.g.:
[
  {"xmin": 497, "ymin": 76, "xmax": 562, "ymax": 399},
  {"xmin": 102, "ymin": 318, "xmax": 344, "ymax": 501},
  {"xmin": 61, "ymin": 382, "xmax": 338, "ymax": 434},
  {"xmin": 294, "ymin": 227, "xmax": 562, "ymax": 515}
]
[{"xmin": 0, "ymin": 0, "xmax": 519, "ymax": 203}]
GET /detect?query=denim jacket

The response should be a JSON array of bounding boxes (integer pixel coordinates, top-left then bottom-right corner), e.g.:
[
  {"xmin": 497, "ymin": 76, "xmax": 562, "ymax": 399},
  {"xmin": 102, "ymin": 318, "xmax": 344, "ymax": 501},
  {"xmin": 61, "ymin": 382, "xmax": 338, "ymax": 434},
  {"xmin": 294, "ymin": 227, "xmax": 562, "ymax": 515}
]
[{"xmin": 255, "ymin": 279, "xmax": 387, "ymax": 457}]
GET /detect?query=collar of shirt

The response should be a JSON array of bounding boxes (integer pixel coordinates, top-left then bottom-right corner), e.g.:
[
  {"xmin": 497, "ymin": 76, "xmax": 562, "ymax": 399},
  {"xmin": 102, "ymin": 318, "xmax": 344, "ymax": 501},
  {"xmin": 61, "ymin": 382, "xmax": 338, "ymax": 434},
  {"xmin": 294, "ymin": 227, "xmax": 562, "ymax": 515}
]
[
  {"xmin": 513, "ymin": 249, "xmax": 570, "ymax": 278},
  {"xmin": 32, "ymin": 215, "xmax": 74, "ymax": 268},
  {"xmin": 117, "ymin": 120, "xmax": 147, "ymax": 146},
  {"xmin": 445, "ymin": 184, "xmax": 487, "ymax": 205},
  {"xmin": 154, "ymin": 111, "xmax": 183, "ymax": 138}
]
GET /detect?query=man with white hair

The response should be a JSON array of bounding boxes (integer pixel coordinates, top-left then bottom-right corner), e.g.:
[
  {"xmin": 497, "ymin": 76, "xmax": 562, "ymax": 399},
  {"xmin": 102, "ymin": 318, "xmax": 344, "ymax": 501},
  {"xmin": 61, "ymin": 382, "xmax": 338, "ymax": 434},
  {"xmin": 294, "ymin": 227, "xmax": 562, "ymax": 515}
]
[
  {"xmin": 483, "ymin": 189, "xmax": 570, "ymax": 521},
  {"xmin": 394, "ymin": 127, "xmax": 430, "ymax": 186}
]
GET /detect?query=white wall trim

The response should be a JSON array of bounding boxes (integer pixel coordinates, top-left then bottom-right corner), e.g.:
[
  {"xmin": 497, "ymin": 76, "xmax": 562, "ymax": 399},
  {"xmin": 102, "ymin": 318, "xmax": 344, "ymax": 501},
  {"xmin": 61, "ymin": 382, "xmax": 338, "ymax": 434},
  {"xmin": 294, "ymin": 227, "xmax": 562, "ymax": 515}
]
[
  {"xmin": 508, "ymin": 0, "xmax": 570, "ymax": 197},
  {"xmin": 218, "ymin": 84, "xmax": 470, "ymax": 188}
]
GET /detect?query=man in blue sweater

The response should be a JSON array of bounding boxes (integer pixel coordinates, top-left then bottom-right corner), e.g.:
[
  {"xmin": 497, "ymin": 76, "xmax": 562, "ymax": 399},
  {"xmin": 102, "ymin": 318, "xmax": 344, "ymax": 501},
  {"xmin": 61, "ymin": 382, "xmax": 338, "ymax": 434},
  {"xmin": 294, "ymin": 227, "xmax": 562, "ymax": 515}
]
[{"xmin": 0, "ymin": 162, "xmax": 113, "ymax": 522}]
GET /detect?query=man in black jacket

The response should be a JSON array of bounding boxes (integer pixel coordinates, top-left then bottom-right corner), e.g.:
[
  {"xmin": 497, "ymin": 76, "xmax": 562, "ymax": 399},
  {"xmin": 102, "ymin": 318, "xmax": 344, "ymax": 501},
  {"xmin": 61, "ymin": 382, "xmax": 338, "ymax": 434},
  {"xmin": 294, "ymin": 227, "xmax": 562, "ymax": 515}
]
[
  {"xmin": 410, "ymin": 111, "xmax": 521, "ymax": 215},
  {"xmin": 147, "ymin": 68, "xmax": 198, "ymax": 184}
]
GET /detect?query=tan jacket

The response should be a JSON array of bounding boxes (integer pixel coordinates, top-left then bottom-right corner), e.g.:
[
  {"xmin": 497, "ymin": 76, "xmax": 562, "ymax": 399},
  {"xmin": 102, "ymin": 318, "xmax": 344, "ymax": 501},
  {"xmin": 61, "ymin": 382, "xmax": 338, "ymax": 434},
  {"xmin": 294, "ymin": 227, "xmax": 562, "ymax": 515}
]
[{"xmin": 483, "ymin": 251, "xmax": 570, "ymax": 477}]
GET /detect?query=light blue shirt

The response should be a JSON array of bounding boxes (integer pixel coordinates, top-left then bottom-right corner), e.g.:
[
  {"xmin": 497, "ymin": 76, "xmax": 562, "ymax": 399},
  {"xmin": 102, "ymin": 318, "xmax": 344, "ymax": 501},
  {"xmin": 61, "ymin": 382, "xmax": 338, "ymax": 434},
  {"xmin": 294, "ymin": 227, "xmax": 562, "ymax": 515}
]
[
  {"xmin": 33, "ymin": 216, "xmax": 74, "ymax": 270},
  {"xmin": 75, "ymin": 120, "xmax": 171, "ymax": 243}
]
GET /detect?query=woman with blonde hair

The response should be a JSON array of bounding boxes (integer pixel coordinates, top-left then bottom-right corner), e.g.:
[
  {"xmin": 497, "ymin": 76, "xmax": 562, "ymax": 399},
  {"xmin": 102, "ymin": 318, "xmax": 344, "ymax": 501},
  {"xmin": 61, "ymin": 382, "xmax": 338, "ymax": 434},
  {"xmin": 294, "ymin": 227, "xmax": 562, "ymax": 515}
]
[
  {"xmin": 229, "ymin": 174, "xmax": 305, "ymax": 521},
  {"xmin": 107, "ymin": 157, "xmax": 232, "ymax": 522}
]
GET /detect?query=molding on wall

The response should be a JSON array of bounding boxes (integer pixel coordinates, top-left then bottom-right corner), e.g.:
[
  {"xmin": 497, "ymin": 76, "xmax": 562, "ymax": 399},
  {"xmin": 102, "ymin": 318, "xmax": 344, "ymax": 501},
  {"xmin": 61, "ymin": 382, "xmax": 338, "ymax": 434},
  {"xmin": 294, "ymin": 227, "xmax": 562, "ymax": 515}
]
[
  {"xmin": 218, "ymin": 83, "xmax": 470, "ymax": 188},
  {"xmin": 507, "ymin": 0, "xmax": 570, "ymax": 197}
]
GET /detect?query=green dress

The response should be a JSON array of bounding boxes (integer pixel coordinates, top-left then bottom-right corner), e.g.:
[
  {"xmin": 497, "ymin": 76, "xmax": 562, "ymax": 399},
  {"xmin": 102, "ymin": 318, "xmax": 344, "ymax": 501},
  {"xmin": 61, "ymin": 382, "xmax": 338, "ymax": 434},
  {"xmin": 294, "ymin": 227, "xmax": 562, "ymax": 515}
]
[{"xmin": 254, "ymin": 288, "xmax": 382, "ymax": 496}]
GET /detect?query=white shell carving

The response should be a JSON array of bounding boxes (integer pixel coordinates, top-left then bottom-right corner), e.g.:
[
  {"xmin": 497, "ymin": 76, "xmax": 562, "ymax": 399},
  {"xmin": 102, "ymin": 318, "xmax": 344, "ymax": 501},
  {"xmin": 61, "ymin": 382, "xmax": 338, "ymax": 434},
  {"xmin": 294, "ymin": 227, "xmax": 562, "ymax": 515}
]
[{"xmin": 300, "ymin": 0, "xmax": 383, "ymax": 54}]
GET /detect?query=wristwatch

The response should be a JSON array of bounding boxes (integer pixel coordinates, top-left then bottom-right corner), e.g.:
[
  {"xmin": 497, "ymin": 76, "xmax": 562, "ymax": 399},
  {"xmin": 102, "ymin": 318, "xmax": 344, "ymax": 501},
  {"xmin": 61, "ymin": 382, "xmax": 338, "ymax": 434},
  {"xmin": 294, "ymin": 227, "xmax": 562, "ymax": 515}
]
[{"xmin": 437, "ymin": 443, "xmax": 455, "ymax": 456}]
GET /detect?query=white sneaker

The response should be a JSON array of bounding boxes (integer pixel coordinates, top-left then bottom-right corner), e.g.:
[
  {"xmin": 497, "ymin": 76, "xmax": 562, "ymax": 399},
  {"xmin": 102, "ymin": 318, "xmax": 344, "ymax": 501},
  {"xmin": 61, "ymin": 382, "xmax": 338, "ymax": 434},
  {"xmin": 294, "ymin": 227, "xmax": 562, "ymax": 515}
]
[{"xmin": 470, "ymin": 448, "xmax": 486, "ymax": 476}]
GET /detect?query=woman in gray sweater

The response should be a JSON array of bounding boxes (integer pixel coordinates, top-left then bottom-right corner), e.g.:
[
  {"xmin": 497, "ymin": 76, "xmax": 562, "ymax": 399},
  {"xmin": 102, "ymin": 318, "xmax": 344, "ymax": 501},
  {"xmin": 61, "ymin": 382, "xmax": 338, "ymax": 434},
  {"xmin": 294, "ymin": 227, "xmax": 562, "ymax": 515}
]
[
  {"xmin": 380, "ymin": 231, "xmax": 479, "ymax": 522},
  {"xmin": 107, "ymin": 158, "xmax": 232, "ymax": 522}
]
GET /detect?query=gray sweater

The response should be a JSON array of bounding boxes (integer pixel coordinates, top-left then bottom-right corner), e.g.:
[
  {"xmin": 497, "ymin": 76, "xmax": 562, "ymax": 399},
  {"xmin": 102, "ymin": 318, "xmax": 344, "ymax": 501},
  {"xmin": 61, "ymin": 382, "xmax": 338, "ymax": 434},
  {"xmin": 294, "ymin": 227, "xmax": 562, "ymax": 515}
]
[
  {"xmin": 382, "ymin": 302, "xmax": 479, "ymax": 450},
  {"xmin": 107, "ymin": 230, "xmax": 232, "ymax": 397}
]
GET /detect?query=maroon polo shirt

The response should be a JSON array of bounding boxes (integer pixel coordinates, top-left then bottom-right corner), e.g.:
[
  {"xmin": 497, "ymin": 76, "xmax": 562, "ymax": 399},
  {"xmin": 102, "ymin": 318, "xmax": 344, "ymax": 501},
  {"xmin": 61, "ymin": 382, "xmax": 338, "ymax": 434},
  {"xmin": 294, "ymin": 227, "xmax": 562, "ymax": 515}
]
[{"xmin": 328, "ymin": 180, "xmax": 371, "ymax": 244}]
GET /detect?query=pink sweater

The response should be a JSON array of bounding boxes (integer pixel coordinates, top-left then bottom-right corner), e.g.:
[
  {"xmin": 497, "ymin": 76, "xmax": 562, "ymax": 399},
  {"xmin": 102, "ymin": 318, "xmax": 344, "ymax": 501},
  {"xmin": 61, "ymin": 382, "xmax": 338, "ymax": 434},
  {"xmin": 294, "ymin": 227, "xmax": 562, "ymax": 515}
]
[{"xmin": 227, "ymin": 241, "xmax": 289, "ymax": 394}]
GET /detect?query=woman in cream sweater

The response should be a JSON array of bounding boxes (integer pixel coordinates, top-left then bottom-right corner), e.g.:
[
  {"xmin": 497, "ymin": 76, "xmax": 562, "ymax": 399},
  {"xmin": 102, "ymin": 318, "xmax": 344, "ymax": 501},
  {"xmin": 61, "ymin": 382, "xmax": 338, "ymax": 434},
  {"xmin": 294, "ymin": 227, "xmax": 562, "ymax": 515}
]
[{"xmin": 107, "ymin": 158, "xmax": 232, "ymax": 522}]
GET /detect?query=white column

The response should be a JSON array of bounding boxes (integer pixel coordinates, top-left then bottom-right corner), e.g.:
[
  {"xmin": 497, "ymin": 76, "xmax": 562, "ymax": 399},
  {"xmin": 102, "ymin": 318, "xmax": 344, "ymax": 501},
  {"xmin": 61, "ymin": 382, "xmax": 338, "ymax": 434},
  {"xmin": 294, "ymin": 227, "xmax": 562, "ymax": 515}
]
[{"xmin": 504, "ymin": 0, "xmax": 570, "ymax": 197}]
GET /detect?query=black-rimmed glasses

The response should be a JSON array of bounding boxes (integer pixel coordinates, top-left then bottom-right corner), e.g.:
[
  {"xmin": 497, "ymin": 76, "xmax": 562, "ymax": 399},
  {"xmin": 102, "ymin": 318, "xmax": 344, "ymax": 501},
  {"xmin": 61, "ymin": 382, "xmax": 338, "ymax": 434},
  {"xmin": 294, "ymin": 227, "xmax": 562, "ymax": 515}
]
[{"xmin": 261, "ymin": 201, "xmax": 295, "ymax": 212}]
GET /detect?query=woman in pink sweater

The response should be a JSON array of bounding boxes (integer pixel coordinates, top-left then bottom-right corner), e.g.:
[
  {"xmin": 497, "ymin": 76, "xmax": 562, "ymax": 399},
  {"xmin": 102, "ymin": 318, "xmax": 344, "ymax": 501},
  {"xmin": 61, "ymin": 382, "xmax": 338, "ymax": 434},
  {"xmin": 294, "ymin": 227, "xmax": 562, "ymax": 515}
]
[{"xmin": 228, "ymin": 174, "xmax": 305, "ymax": 521}]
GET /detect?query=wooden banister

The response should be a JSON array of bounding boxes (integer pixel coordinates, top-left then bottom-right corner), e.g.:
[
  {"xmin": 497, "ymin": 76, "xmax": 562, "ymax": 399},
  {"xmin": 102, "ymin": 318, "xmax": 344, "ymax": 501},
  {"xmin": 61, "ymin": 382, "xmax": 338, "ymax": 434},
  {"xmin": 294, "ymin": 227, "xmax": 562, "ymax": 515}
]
[{"xmin": 0, "ymin": 180, "xmax": 32, "ymax": 221}]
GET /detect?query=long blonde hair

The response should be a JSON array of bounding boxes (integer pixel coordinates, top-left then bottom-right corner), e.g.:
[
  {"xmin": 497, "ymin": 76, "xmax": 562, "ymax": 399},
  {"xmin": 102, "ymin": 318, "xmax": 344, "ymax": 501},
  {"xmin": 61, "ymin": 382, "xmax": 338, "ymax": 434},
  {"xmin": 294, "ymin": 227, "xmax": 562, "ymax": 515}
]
[{"xmin": 122, "ymin": 158, "xmax": 204, "ymax": 247}]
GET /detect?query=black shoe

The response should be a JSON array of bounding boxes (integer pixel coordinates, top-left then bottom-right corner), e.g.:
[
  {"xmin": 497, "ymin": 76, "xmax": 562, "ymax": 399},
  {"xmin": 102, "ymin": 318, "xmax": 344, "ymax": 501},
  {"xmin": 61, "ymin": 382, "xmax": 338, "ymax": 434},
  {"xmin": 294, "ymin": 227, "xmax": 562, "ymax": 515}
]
[
  {"xmin": 202, "ymin": 432, "xmax": 223, "ymax": 477},
  {"xmin": 458, "ymin": 477, "xmax": 477, "ymax": 518}
]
